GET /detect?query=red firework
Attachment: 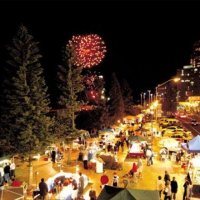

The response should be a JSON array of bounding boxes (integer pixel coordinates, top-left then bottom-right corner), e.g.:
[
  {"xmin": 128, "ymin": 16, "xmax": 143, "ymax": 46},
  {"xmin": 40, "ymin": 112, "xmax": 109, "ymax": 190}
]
[{"xmin": 68, "ymin": 34, "xmax": 106, "ymax": 68}]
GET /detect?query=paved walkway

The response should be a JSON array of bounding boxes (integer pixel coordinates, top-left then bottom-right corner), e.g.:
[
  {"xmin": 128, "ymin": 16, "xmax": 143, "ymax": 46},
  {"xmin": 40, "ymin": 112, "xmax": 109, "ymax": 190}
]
[{"xmin": 15, "ymin": 136, "xmax": 187, "ymax": 200}]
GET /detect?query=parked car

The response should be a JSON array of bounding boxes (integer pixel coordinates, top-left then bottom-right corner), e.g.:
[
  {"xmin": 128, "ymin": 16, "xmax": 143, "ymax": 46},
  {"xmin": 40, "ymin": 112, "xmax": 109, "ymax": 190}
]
[
  {"xmin": 170, "ymin": 133, "xmax": 192, "ymax": 142},
  {"xmin": 162, "ymin": 126, "xmax": 184, "ymax": 135}
]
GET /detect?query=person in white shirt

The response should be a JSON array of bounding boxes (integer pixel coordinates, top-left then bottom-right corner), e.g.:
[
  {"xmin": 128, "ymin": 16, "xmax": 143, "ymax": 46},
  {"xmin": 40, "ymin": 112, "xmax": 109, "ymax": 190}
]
[
  {"xmin": 157, "ymin": 176, "xmax": 164, "ymax": 199},
  {"xmin": 163, "ymin": 180, "xmax": 172, "ymax": 200},
  {"xmin": 10, "ymin": 161, "xmax": 16, "ymax": 178},
  {"xmin": 146, "ymin": 148, "xmax": 152, "ymax": 166}
]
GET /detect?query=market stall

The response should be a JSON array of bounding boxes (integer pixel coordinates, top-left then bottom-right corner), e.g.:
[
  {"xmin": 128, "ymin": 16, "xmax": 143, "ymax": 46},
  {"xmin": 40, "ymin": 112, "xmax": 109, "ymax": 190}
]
[
  {"xmin": 188, "ymin": 155, "xmax": 200, "ymax": 198},
  {"xmin": 99, "ymin": 131, "xmax": 115, "ymax": 144},
  {"xmin": 182, "ymin": 135, "xmax": 200, "ymax": 153},
  {"xmin": 98, "ymin": 152, "xmax": 122, "ymax": 170},
  {"xmin": 45, "ymin": 171, "xmax": 88, "ymax": 200},
  {"xmin": 181, "ymin": 136, "xmax": 200, "ymax": 198},
  {"xmin": 159, "ymin": 138, "xmax": 181, "ymax": 153},
  {"xmin": 127, "ymin": 141, "xmax": 146, "ymax": 158}
]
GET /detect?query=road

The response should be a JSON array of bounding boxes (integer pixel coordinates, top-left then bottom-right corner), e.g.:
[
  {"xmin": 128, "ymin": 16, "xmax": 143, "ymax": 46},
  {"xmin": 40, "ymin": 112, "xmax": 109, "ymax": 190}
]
[{"xmin": 177, "ymin": 117, "xmax": 200, "ymax": 137}]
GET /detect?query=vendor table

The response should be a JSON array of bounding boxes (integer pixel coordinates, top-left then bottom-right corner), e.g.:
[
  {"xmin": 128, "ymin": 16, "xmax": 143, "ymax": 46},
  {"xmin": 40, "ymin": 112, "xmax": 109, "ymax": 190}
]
[{"xmin": 127, "ymin": 152, "xmax": 145, "ymax": 158}]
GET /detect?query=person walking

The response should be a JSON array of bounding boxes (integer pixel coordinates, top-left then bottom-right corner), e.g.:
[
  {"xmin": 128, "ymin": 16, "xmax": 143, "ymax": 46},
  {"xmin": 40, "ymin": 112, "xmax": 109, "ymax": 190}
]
[
  {"xmin": 163, "ymin": 180, "xmax": 172, "ymax": 200},
  {"xmin": 3, "ymin": 163, "xmax": 10, "ymax": 182},
  {"xmin": 171, "ymin": 177, "xmax": 178, "ymax": 200},
  {"xmin": 157, "ymin": 176, "xmax": 164, "ymax": 199},
  {"xmin": 164, "ymin": 171, "xmax": 171, "ymax": 184},
  {"xmin": 183, "ymin": 178, "xmax": 190, "ymax": 200},
  {"xmin": 39, "ymin": 178, "xmax": 48, "ymax": 200},
  {"xmin": 89, "ymin": 186, "xmax": 97, "ymax": 200},
  {"xmin": 137, "ymin": 158, "xmax": 143, "ymax": 179},
  {"xmin": 112, "ymin": 172, "xmax": 119, "ymax": 187},
  {"xmin": 51, "ymin": 150, "xmax": 56, "ymax": 163},
  {"xmin": 130, "ymin": 162, "xmax": 138, "ymax": 183},
  {"xmin": 131, "ymin": 162, "xmax": 138, "ymax": 177},
  {"xmin": 78, "ymin": 172, "xmax": 85, "ymax": 197},
  {"xmin": 83, "ymin": 150, "xmax": 88, "ymax": 169},
  {"xmin": 146, "ymin": 148, "xmax": 152, "ymax": 166},
  {"xmin": 10, "ymin": 160, "xmax": 16, "ymax": 178}
]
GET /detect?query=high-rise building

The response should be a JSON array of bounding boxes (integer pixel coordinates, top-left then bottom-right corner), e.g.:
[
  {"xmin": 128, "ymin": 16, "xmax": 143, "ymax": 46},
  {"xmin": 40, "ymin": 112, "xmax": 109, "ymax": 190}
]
[
  {"xmin": 156, "ymin": 80, "xmax": 178, "ymax": 116},
  {"xmin": 191, "ymin": 40, "xmax": 200, "ymax": 67},
  {"xmin": 177, "ymin": 65, "xmax": 200, "ymax": 101}
]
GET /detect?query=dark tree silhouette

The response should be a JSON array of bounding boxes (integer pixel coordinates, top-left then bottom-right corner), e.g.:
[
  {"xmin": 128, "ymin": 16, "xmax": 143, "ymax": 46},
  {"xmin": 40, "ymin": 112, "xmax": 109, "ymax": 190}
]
[
  {"xmin": 0, "ymin": 25, "xmax": 54, "ymax": 185},
  {"xmin": 121, "ymin": 79, "xmax": 134, "ymax": 115},
  {"xmin": 108, "ymin": 72, "xmax": 124, "ymax": 124}
]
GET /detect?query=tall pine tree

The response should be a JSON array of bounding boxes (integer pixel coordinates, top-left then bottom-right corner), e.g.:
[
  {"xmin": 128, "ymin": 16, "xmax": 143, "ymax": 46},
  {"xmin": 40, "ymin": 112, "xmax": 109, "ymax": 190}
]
[
  {"xmin": 121, "ymin": 79, "xmax": 134, "ymax": 115},
  {"xmin": 57, "ymin": 46, "xmax": 84, "ymax": 142},
  {"xmin": 108, "ymin": 72, "xmax": 124, "ymax": 124},
  {"xmin": 0, "ymin": 25, "xmax": 54, "ymax": 162}
]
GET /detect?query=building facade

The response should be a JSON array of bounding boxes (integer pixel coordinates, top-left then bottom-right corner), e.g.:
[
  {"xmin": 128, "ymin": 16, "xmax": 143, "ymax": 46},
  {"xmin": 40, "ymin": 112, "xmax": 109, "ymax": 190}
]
[{"xmin": 177, "ymin": 65, "xmax": 200, "ymax": 101}]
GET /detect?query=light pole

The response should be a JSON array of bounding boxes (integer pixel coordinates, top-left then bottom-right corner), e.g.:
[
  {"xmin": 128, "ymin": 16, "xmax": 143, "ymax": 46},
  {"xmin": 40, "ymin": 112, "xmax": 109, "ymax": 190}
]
[
  {"xmin": 155, "ymin": 77, "xmax": 180, "ymax": 121},
  {"xmin": 140, "ymin": 92, "xmax": 143, "ymax": 106},
  {"xmin": 143, "ymin": 92, "xmax": 146, "ymax": 107},
  {"xmin": 148, "ymin": 90, "xmax": 151, "ymax": 105},
  {"xmin": 150, "ymin": 93, "xmax": 153, "ymax": 104}
]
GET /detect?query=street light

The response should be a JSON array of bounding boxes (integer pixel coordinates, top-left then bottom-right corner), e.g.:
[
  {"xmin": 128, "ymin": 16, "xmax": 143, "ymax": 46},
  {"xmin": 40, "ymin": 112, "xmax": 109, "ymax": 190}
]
[
  {"xmin": 150, "ymin": 93, "xmax": 153, "ymax": 104},
  {"xmin": 155, "ymin": 77, "xmax": 180, "ymax": 121},
  {"xmin": 143, "ymin": 92, "xmax": 146, "ymax": 107},
  {"xmin": 140, "ymin": 92, "xmax": 143, "ymax": 106},
  {"xmin": 148, "ymin": 90, "xmax": 151, "ymax": 105}
]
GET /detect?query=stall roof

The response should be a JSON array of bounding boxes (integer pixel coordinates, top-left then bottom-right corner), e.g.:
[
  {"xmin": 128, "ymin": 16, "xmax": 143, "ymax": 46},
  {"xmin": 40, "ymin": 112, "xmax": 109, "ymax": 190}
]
[
  {"xmin": 0, "ymin": 187, "xmax": 24, "ymax": 200},
  {"xmin": 97, "ymin": 185, "xmax": 159, "ymax": 200},
  {"xmin": 182, "ymin": 135, "xmax": 200, "ymax": 153}
]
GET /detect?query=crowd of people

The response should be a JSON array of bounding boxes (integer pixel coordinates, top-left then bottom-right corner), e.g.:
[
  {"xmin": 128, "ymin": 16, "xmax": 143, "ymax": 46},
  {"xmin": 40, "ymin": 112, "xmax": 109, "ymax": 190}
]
[
  {"xmin": 157, "ymin": 171, "xmax": 192, "ymax": 200},
  {"xmin": 0, "ymin": 160, "xmax": 18, "ymax": 187},
  {"xmin": 37, "ymin": 172, "xmax": 93, "ymax": 200},
  {"xmin": 1, "ymin": 120, "xmax": 197, "ymax": 200}
]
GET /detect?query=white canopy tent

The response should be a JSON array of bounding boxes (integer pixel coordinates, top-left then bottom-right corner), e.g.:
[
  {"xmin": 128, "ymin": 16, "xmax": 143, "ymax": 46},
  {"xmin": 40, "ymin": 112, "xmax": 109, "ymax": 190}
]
[{"xmin": 182, "ymin": 135, "xmax": 200, "ymax": 153}]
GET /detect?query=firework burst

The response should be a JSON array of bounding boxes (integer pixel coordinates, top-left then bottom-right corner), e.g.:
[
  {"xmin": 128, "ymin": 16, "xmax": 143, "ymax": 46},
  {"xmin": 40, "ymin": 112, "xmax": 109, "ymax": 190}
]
[{"xmin": 68, "ymin": 34, "xmax": 106, "ymax": 68}]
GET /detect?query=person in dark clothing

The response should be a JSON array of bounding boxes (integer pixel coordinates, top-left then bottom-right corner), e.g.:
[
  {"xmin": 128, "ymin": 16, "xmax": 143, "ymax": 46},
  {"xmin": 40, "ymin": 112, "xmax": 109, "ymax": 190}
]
[
  {"xmin": 51, "ymin": 150, "xmax": 56, "ymax": 163},
  {"xmin": 89, "ymin": 186, "xmax": 97, "ymax": 200},
  {"xmin": 164, "ymin": 171, "xmax": 170, "ymax": 184},
  {"xmin": 107, "ymin": 143, "xmax": 112, "ymax": 152},
  {"xmin": 171, "ymin": 177, "xmax": 178, "ymax": 200},
  {"xmin": 183, "ymin": 178, "xmax": 190, "ymax": 200},
  {"xmin": 3, "ymin": 163, "xmax": 10, "ymax": 182},
  {"xmin": 39, "ymin": 178, "xmax": 48, "ymax": 200}
]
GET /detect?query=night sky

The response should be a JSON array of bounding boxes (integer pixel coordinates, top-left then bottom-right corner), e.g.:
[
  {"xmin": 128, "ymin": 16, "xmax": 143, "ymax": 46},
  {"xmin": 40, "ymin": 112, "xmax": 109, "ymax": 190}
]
[{"xmin": 0, "ymin": 0, "xmax": 200, "ymax": 103}]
